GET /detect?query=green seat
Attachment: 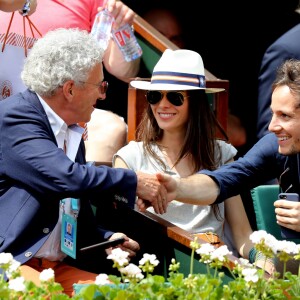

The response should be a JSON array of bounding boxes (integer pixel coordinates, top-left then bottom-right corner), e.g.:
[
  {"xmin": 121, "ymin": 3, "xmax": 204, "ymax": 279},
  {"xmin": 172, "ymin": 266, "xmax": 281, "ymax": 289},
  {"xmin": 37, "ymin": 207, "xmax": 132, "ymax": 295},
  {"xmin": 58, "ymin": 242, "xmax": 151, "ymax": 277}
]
[
  {"xmin": 250, "ymin": 185, "xmax": 300, "ymax": 243},
  {"xmin": 137, "ymin": 35, "xmax": 161, "ymax": 74}
]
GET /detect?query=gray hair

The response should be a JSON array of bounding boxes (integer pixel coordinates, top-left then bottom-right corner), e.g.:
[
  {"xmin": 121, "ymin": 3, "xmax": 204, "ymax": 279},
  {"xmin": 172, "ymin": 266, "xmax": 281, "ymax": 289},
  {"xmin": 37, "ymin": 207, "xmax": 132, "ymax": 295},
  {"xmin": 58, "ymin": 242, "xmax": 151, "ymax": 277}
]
[{"xmin": 21, "ymin": 28, "xmax": 104, "ymax": 97}]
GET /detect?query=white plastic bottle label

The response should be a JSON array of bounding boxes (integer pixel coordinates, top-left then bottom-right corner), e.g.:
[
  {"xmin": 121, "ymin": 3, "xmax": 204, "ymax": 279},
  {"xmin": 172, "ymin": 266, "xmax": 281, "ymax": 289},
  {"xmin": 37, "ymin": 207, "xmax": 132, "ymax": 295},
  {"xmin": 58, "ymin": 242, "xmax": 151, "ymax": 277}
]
[{"xmin": 112, "ymin": 24, "xmax": 143, "ymax": 62}]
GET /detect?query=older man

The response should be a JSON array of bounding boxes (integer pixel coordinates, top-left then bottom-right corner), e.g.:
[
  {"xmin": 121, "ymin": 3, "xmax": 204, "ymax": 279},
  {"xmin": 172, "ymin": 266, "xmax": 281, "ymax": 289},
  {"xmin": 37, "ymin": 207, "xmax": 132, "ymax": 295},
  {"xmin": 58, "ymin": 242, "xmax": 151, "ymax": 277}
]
[{"xmin": 0, "ymin": 28, "xmax": 167, "ymax": 296}]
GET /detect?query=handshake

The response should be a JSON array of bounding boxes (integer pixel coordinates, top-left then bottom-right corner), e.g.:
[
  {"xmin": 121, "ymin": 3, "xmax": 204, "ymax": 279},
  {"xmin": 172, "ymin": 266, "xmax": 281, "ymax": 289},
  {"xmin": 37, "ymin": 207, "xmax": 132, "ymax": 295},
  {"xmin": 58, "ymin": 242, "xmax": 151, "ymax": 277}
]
[
  {"xmin": 135, "ymin": 171, "xmax": 219, "ymax": 214},
  {"xmin": 135, "ymin": 172, "xmax": 177, "ymax": 214}
]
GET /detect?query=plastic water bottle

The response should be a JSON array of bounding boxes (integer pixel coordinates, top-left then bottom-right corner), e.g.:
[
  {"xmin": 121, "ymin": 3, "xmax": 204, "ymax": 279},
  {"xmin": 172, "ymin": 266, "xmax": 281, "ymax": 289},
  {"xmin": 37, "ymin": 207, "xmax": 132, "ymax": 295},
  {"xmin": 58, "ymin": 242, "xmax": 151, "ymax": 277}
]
[
  {"xmin": 91, "ymin": 9, "xmax": 114, "ymax": 50},
  {"xmin": 112, "ymin": 24, "xmax": 143, "ymax": 62},
  {"xmin": 91, "ymin": 9, "xmax": 142, "ymax": 62}
]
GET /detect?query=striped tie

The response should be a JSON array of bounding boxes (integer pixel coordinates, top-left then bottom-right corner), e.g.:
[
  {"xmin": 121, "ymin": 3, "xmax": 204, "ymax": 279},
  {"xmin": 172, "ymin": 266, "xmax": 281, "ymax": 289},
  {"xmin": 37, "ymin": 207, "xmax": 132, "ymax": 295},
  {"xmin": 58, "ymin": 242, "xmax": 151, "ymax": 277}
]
[{"xmin": 78, "ymin": 122, "xmax": 88, "ymax": 141}]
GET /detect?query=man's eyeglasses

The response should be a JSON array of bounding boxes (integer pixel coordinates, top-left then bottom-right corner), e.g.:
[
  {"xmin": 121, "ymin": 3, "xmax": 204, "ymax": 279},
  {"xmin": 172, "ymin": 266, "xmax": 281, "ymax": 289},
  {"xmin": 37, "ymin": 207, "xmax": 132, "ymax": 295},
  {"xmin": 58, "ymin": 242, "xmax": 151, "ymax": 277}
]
[
  {"xmin": 79, "ymin": 81, "xmax": 109, "ymax": 94},
  {"xmin": 145, "ymin": 91, "xmax": 187, "ymax": 106}
]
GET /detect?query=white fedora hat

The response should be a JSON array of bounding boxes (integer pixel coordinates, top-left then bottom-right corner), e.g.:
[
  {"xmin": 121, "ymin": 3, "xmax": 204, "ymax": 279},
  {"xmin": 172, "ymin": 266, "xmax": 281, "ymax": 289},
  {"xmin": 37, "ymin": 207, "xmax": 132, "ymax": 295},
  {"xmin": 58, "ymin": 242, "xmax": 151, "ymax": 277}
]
[{"xmin": 130, "ymin": 49, "xmax": 224, "ymax": 93}]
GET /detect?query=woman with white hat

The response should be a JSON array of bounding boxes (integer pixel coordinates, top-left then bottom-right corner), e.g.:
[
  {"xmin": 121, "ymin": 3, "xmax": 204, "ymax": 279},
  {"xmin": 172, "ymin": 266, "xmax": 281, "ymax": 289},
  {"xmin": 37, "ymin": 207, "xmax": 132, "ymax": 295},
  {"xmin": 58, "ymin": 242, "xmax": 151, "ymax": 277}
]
[{"xmin": 113, "ymin": 49, "xmax": 275, "ymax": 273}]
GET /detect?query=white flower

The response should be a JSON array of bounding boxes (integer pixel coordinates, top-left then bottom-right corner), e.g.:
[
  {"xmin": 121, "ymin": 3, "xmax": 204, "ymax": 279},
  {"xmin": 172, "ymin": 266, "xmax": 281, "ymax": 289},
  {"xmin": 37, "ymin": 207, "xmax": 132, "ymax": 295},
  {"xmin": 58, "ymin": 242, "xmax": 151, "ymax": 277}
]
[
  {"xmin": 139, "ymin": 253, "xmax": 159, "ymax": 266},
  {"xmin": 237, "ymin": 258, "xmax": 252, "ymax": 267},
  {"xmin": 250, "ymin": 230, "xmax": 269, "ymax": 243},
  {"xmin": 5, "ymin": 259, "xmax": 21, "ymax": 279},
  {"xmin": 196, "ymin": 243, "xmax": 215, "ymax": 255},
  {"xmin": 120, "ymin": 263, "xmax": 144, "ymax": 280},
  {"xmin": 8, "ymin": 276, "xmax": 26, "ymax": 292},
  {"xmin": 196, "ymin": 243, "xmax": 216, "ymax": 263},
  {"xmin": 39, "ymin": 268, "xmax": 54, "ymax": 282},
  {"xmin": 263, "ymin": 236, "xmax": 278, "ymax": 253},
  {"xmin": 95, "ymin": 274, "xmax": 111, "ymax": 285},
  {"xmin": 249, "ymin": 230, "xmax": 278, "ymax": 252},
  {"xmin": 242, "ymin": 268, "xmax": 259, "ymax": 283},
  {"xmin": 107, "ymin": 248, "xmax": 129, "ymax": 266},
  {"xmin": 274, "ymin": 240, "xmax": 298, "ymax": 255},
  {"xmin": 0, "ymin": 252, "xmax": 14, "ymax": 265},
  {"xmin": 210, "ymin": 245, "xmax": 232, "ymax": 262}
]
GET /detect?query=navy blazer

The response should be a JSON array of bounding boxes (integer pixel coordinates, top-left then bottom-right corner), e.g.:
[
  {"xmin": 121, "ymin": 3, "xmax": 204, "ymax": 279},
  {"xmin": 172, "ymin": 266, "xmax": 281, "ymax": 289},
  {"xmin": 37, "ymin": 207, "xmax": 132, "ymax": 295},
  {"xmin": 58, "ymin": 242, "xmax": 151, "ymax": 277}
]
[
  {"xmin": 257, "ymin": 23, "xmax": 300, "ymax": 139},
  {"xmin": 200, "ymin": 133, "xmax": 300, "ymax": 204},
  {"xmin": 0, "ymin": 89, "xmax": 137, "ymax": 266}
]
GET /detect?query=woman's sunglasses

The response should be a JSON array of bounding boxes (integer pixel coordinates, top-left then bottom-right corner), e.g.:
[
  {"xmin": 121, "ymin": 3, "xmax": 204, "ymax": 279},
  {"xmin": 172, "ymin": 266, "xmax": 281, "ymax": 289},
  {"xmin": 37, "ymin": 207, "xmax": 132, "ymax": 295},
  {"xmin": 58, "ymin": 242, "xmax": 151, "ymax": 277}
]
[{"xmin": 145, "ymin": 91, "xmax": 187, "ymax": 106}]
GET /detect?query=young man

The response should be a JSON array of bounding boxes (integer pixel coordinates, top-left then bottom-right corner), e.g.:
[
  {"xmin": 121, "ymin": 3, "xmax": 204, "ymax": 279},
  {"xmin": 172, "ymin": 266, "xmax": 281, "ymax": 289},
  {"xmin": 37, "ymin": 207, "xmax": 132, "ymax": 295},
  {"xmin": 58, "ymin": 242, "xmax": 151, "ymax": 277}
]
[{"xmin": 257, "ymin": 22, "xmax": 300, "ymax": 140}]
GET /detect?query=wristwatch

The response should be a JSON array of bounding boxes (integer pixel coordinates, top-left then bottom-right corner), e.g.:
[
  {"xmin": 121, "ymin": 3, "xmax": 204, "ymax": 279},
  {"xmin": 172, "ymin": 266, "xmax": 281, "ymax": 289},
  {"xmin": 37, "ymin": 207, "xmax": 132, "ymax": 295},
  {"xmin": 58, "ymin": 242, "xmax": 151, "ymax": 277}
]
[{"xmin": 21, "ymin": 0, "xmax": 31, "ymax": 16}]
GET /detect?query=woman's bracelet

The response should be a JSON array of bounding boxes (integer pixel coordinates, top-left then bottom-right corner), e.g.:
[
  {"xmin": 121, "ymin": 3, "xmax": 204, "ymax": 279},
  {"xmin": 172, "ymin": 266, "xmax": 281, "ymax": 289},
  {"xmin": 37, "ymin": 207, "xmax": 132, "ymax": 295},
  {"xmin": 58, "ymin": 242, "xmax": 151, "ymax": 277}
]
[
  {"xmin": 249, "ymin": 247, "xmax": 274, "ymax": 264},
  {"xmin": 249, "ymin": 247, "xmax": 257, "ymax": 263}
]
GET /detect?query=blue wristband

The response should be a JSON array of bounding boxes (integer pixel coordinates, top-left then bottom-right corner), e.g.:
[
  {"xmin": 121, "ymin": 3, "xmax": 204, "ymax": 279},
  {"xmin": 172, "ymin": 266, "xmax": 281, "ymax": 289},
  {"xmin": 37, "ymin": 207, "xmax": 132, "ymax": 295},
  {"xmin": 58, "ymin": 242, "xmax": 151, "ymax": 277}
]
[
  {"xmin": 249, "ymin": 247, "xmax": 257, "ymax": 263},
  {"xmin": 249, "ymin": 247, "xmax": 275, "ymax": 265}
]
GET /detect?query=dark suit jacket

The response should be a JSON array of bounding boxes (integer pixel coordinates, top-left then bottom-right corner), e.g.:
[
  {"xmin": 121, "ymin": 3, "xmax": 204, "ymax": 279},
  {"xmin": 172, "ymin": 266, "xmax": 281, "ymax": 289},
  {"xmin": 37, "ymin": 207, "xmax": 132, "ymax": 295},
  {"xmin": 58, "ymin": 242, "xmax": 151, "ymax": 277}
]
[
  {"xmin": 257, "ymin": 23, "xmax": 300, "ymax": 139},
  {"xmin": 0, "ymin": 89, "xmax": 137, "ymax": 268}
]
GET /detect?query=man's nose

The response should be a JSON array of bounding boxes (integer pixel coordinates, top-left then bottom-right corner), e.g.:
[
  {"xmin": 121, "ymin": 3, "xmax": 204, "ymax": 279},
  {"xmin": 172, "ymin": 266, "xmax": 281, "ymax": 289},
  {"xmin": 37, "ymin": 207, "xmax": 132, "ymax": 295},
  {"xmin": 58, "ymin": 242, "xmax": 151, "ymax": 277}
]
[{"xmin": 268, "ymin": 115, "xmax": 281, "ymax": 132}]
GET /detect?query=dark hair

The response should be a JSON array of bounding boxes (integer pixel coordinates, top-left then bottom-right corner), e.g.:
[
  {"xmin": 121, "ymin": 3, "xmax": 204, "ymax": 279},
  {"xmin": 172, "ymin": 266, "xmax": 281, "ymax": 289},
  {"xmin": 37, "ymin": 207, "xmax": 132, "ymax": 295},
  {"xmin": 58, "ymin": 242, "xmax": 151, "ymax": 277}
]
[
  {"xmin": 273, "ymin": 59, "xmax": 300, "ymax": 109},
  {"xmin": 136, "ymin": 89, "xmax": 229, "ymax": 220}
]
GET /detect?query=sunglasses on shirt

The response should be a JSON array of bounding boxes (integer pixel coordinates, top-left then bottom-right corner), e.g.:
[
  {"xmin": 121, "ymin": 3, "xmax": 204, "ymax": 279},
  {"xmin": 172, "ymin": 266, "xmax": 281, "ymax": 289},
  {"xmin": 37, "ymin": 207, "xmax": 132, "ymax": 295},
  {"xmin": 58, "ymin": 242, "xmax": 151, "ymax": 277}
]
[{"xmin": 145, "ymin": 91, "xmax": 187, "ymax": 106}]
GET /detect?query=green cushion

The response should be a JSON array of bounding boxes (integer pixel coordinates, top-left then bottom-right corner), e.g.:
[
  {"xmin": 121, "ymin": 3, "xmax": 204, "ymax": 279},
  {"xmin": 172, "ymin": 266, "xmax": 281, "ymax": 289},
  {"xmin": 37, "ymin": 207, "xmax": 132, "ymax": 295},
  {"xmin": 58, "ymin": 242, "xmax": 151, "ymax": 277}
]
[{"xmin": 251, "ymin": 185, "xmax": 281, "ymax": 239}]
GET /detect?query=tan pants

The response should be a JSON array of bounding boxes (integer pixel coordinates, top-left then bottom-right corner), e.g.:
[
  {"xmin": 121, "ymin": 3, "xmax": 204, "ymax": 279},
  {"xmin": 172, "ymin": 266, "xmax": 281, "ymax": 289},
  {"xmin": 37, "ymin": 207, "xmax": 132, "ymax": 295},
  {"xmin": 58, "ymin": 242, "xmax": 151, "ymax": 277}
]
[{"xmin": 20, "ymin": 258, "xmax": 97, "ymax": 296}]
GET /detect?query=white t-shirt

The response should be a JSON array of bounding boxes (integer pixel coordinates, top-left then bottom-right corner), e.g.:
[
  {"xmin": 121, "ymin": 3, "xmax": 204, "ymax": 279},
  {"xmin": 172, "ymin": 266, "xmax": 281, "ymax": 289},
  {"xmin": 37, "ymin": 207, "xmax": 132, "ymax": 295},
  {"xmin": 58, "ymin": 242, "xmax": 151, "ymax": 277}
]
[{"xmin": 113, "ymin": 140, "xmax": 237, "ymax": 239}]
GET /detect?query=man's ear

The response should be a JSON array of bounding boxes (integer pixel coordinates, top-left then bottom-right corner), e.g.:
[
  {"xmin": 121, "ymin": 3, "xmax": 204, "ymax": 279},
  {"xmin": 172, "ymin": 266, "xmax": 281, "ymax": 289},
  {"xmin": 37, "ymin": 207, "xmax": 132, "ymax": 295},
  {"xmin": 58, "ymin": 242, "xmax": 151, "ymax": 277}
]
[{"xmin": 63, "ymin": 81, "xmax": 74, "ymax": 100}]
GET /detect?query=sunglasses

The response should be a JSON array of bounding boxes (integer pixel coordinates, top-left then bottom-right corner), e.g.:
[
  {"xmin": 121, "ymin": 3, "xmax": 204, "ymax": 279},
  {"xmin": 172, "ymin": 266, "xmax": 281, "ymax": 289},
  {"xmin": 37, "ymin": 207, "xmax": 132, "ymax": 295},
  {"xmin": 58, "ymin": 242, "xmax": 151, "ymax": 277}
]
[
  {"xmin": 79, "ymin": 80, "xmax": 109, "ymax": 94},
  {"xmin": 145, "ymin": 91, "xmax": 187, "ymax": 106}
]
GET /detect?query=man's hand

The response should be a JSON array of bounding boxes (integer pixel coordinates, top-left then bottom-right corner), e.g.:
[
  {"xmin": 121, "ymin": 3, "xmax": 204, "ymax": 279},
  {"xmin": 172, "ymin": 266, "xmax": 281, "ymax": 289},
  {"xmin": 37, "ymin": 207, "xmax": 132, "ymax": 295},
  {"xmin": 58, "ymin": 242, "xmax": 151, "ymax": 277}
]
[
  {"xmin": 98, "ymin": 0, "xmax": 140, "ymax": 77},
  {"xmin": 106, "ymin": 233, "xmax": 140, "ymax": 260},
  {"xmin": 99, "ymin": 0, "xmax": 135, "ymax": 28},
  {"xmin": 135, "ymin": 172, "xmax": 178, "ymax": 213},
  {"xmin": 156, "ymin": 172, "xmax": 178, "ymax": 200},
  {"xmin": 274, "ymin": 199, "xmax": 300, "ymax": 232},
  {"xmin": 135, "ymin": 171, "xmax": 170, "ymax": 214}
]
